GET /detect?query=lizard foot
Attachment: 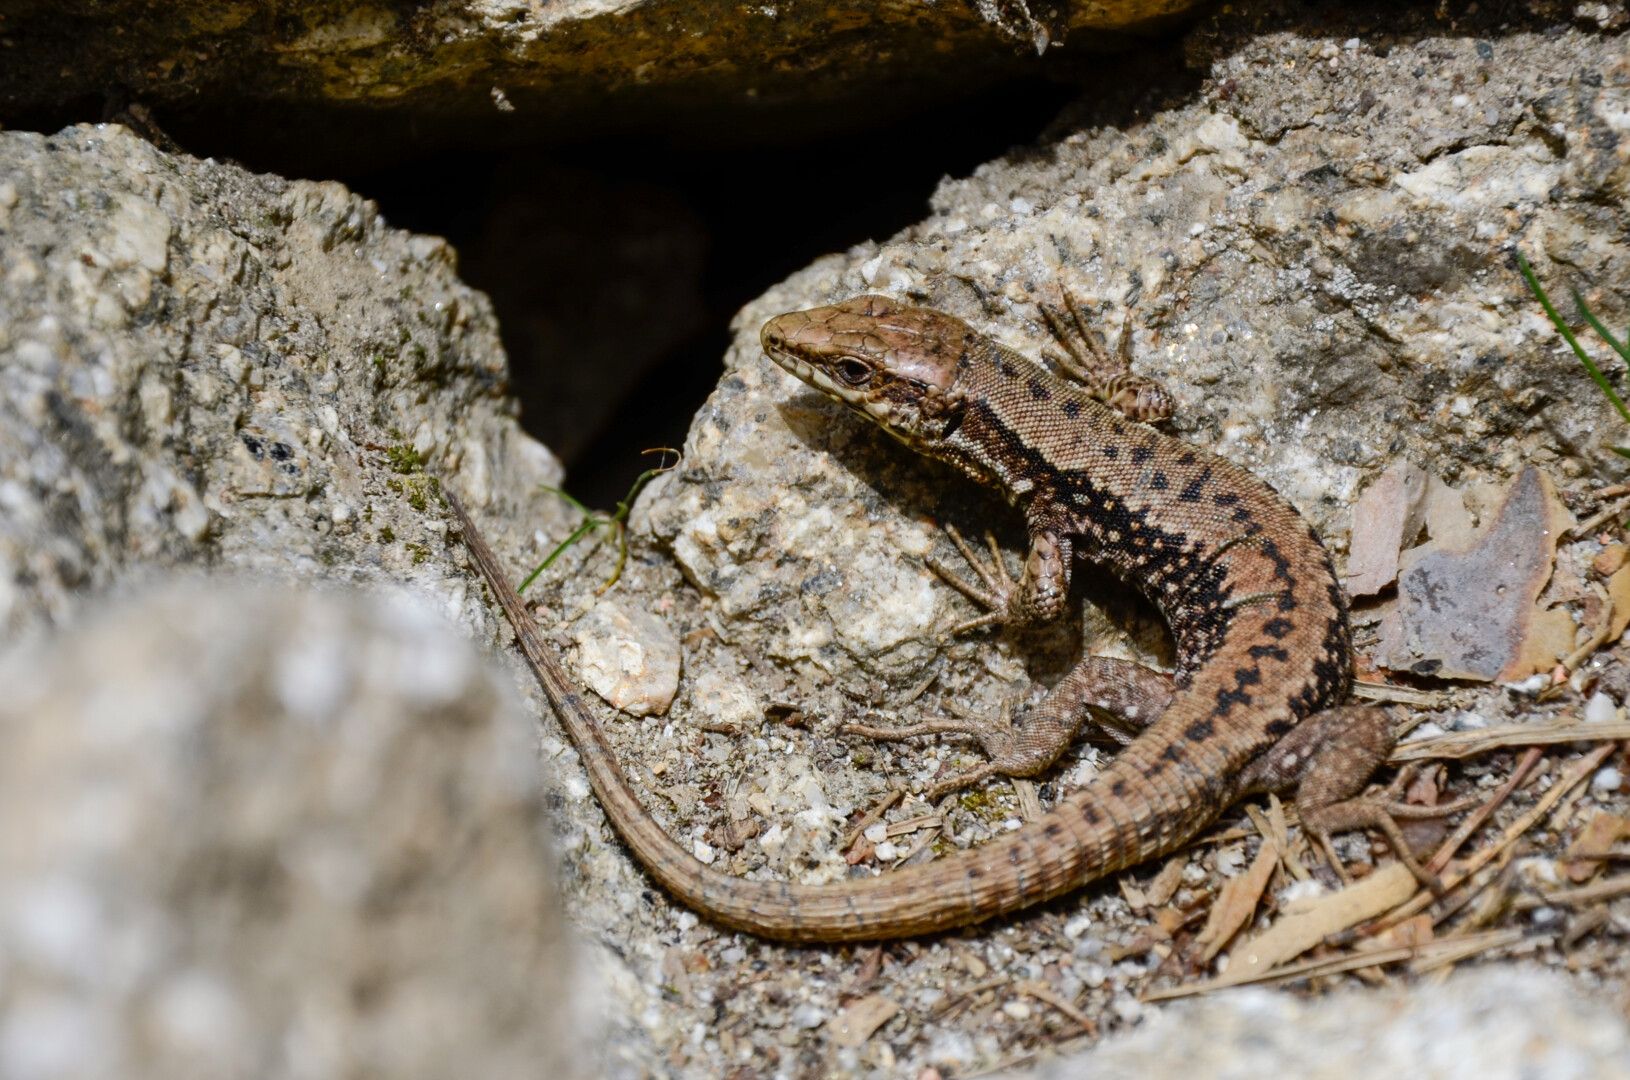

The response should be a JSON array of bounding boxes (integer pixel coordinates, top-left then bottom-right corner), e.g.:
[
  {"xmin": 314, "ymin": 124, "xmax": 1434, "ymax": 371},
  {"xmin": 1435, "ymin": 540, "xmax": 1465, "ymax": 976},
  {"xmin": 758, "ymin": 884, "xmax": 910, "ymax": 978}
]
[
  {"xmin": 1243, "ymin": 703, "xmax": 1482, "ymax": 895},
  {"xmin": 842, "ymin": 708, "xmax": 1028, "ymax": 802},
  {"xmin": 1302, "ymin": 791, "xmax": 1483, "ymax": 895},
  {"xmin": 1040, "ymin": 290, "xmax": 1173, "ymax": 423},
  {"xmin": 924, "ymin": 524, "xmax": 1020, "ymax": 636}
]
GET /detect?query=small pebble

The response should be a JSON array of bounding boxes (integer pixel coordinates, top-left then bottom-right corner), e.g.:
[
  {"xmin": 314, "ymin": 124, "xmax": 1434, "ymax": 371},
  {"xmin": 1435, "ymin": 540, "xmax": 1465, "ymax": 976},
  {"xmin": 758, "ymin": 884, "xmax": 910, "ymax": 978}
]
[
  {"xmin": 693, "ymin": 840, "xmax": 716, "ymax": 865},
  {"xmin": 1111, "ymin": 995, "xmax": 1143, "ymax": 1024},
  {"xmin": 791, "ymin": 1004, "xmax": 825, "ymax": 1030},
  {"xmin": 1592, "ymin": 767, "xmax": 1622, "ymax": 794},
  {"xmin": 1002, "ymin": 818, "xmax": 1023, "ymax": 832},
  {"xmin": 864, "ymin": 823, "xmax": 889, "ymax": 844},
  {"xmin": 1584, "ymin": 691, "xmax": 1618, "ymax": 724},
  {"xmin": 1530, "ymin": 906, "xmax": 1562, "ymax": 928},
  {"xmin": 1074, "ymin": 961, "xmax": 1108, "ymax": 989},
  {"xmin": 1063, "ymin": 913, "xmax": 1093, "ymax": 939},
  {"xmin": 874, "ymin": 841, "xmax": 899, "ymax": 861},
  {"xmin": 1001, "ymin": 1001, "xmax": 1032, "ymax": 1021},
  {"xmin": 1505, "ymin": 674, "xmax": 1549, "ymax": 696},
  {"xmin": 1280, "ymin": 878, "xmax": 1327, "ymax": 905}
]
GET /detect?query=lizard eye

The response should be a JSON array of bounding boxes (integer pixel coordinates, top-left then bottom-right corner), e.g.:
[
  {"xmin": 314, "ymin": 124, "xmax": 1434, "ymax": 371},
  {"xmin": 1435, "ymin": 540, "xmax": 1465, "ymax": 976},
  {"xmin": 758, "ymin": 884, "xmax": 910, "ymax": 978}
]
[{"xmin": 833, "ymin": 357, "xmax": 873, "ymax": 387}]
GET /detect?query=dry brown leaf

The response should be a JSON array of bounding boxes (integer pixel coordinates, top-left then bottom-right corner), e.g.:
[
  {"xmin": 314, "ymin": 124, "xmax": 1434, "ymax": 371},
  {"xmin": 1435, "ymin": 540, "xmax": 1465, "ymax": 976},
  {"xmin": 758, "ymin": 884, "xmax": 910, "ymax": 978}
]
[
  {"xmin": 1196, "ymin": 839, "xmax": 1279, "ymax": 963},
  {"xmin": 1371, "ymin": 912, "xmax": 1435, "ymax": 950},
  {"xmin": 1144, "ymin": 854, "xmax": 1188, "ymax": 908},
  {"xmin": 1560, "ymin": 811, "xmax": 1630, "ymax": 883},
  {"xmin": 1387, "ymin": 466, "xmax": 1576, "ymax": 681},
  {"xmin": 1225, "ymin": 862, "xmax": 1418, "ymax": 977},
  {"xmin": 1118, "ymin": 877, "xmax": 1149, "ymax": 914},
  {"xmin": 1596, "ymin": 544, "xmax": 1630, "ymax": 576},
  {"xmin": 1609, "ymin": 563, "xmax": 1630, "ymax": 644},
  {"xmin": 831, "ymin": 994, "xmax": 900, "ymax": 1048},
  {"xmin": 1346, "ymin": 462, "xmax": 1428, "ymax": 598},
  {"xmin": 1421, "ymin": 472, "xmax": 1476, "ymax": 549},
  {"xmin": 1153, "ymin": 905, "xmax": 1190, "ymax": 935}
]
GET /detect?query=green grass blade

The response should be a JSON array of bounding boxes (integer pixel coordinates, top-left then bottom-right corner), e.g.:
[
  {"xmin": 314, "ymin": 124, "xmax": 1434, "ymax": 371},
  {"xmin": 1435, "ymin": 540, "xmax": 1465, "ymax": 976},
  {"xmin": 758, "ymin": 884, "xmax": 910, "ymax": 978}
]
[
  {"xmin": 516, "ymin": 517, "xmax": 601, "ymax": 593},
  {"xmin": 1574, "ymin": 290, "xmax": 1630, "ymax": 368},
  {"xmin": 539, "ymin": 484, "xmax": 595, "ymax": 517},
  {"xmin": 1517, "ymin": 252, "xmax": 1630, "ymax": 425}
]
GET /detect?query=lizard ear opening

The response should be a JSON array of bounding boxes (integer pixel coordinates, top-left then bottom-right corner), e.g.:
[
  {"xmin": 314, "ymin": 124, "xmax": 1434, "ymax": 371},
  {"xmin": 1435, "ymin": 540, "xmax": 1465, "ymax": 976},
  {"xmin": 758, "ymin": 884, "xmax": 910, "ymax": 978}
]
[{"xmin": 940, "ymin": 400, "xmax": 966, "ymax": 439}]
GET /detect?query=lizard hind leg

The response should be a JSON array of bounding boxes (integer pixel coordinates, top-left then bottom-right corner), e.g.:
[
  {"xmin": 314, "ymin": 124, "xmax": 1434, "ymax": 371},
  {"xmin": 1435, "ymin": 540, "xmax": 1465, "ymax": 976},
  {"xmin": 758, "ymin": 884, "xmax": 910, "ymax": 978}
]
[
  {"xmin": 1040, "ymin": 290, "xmax": 1174, "ymax": 423},
  {"xmin": 1242, "ymin": 705, "xmax": 1476, "ymax": 891},
  {"xmin": 842, "ymin": 656, "xmax": 1176, "ymax": 801}
]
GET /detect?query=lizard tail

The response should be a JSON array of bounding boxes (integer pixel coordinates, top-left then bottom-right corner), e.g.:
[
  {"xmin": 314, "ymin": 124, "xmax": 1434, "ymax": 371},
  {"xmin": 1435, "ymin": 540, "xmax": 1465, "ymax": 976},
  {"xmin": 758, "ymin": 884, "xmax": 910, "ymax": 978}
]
[{"xmin": 451, "ymin": 490, "xmax": 1231, "ymax": 941}]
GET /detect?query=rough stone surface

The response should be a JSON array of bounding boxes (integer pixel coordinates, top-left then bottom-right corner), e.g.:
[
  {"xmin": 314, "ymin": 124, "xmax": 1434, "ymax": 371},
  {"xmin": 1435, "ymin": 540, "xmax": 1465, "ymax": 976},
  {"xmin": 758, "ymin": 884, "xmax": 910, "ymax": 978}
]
[
  {"xmin": 0, "ymin": 123, "xmax": 666, "ymax": 1072},
  {"xmin": 0, "ymin": 581, "xmax": 596, "ymax": 1079},
  {"xmin": 0, "ymin": 122, "xmax": 569, "ymax": 645},
  {"xmin": 627, "ymin": 20, "xmax": 1630, "ymax": 1077},
  {"xmin": 647, "ymin": 24, "xmax": 1630, "ymax": 700},
  {"xmin": 1011, "ymin": 967, "xmax": 1630, "ymax": 1079},
  {"xmin": 0, "ymin": 0, "xmax": 1195, "ymax": 158},
  {"xmin": 7, "ymin": 12, "xmax": 1630, "ymax": 1079}
]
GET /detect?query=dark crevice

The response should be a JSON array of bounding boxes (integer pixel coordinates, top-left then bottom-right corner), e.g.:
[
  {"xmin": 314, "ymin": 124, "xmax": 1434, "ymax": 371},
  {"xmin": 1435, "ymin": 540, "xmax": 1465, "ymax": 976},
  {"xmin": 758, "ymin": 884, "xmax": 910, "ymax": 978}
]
[{"xmin": 342, "ymin": 77, "xmax": 1087, "ymax": 504}]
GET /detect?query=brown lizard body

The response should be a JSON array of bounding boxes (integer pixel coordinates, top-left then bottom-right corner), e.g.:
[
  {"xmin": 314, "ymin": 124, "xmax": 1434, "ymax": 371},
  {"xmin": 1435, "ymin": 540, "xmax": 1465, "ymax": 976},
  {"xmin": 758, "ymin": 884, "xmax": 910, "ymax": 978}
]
[{"xmin": 449, "ymin": 293, "xmax": 1434, "ymax": 943}]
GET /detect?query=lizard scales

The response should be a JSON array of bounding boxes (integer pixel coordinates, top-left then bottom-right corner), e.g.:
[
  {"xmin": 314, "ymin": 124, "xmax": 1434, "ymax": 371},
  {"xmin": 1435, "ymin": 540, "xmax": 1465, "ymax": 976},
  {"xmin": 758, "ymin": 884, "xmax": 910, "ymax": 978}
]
[{"xmin": 451, "ymin": 293, "xmax": 1385, "ymax": 943}]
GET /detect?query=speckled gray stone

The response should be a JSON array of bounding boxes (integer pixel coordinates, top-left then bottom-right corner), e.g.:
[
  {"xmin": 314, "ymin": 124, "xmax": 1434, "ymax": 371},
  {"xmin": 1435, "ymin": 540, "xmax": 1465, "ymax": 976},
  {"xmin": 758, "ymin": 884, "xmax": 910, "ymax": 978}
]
[
  {"xmin": 0, "ymin": 122, "xmax": 569, "ymax": 644},
  {"xmin": 646, "ymin": 28, "xmax": 1630, "ymax": 697},
  {"xmin": 0, "ymin": 1, "xmax": 1199, "ymax": 156},
  {"xmin": 5, "ymin": 14, "xmax": 1630, "ymax": 1080},
  {"xmin": 0, "ymin": 581, "xmax": 598, "ymax": 1080},
  {"xmin": 1009, "ymin": 968, "xmax": 1630, "ymax": 1079}
]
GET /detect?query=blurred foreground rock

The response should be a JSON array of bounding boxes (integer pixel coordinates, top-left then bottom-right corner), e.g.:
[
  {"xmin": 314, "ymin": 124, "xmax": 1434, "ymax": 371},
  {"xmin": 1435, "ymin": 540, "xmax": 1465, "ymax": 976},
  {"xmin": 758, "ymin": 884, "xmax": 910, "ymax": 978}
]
[
  {"xmin": 0, "ymin": 581, "xmax": 596, "ymax": 1080},
  {"xmin": 1013, "ymin": 967, "xmax": 1630, "ymax": 1079}
]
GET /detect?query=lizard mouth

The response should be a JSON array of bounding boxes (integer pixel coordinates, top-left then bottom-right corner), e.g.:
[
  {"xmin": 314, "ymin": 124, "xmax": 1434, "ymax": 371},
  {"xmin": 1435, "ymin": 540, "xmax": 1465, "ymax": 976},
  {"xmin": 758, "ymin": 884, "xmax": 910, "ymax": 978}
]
[
  {"xmin": 762, "ymin": 326, "xmax": 858, "ymax": 404},
  {"xmin": 761, "ymin": 312, "xmax": 898, "ymax": 426}
]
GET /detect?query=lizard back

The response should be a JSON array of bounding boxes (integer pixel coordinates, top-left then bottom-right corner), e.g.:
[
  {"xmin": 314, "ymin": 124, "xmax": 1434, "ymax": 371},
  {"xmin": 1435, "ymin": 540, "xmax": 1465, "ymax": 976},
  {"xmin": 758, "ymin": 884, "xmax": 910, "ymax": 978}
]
[{"xmin": 450, "ymin": 293, "xmax": 1358, "ymax": 942}]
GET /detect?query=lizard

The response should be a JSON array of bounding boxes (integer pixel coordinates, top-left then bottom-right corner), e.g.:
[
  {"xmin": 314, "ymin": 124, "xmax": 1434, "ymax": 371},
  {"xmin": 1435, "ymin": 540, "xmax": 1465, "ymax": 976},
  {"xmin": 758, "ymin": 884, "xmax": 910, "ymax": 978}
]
[{"xmin": 446, "ymin": 291, "xmax": 1457, "ymax": 943}]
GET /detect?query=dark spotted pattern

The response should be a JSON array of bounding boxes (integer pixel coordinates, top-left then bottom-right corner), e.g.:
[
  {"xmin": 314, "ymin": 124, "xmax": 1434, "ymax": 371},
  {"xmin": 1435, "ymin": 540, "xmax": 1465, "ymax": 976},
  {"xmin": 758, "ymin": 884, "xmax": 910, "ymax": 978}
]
[
  {"xmin": 445, "ymin": 297, "xmax": 1387, "ymax": 946},
  {"xmin": 670, "ymin": 294, "xmax": 1375, "ymax": 941}
]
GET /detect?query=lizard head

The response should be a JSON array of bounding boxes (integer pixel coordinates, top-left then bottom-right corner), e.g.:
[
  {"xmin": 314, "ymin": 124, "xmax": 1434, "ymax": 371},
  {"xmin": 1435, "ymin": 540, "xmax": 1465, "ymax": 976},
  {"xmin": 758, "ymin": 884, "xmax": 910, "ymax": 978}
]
[{"xmin": 760, "ymin": 295, "xmax": 969, "ymax": 450}]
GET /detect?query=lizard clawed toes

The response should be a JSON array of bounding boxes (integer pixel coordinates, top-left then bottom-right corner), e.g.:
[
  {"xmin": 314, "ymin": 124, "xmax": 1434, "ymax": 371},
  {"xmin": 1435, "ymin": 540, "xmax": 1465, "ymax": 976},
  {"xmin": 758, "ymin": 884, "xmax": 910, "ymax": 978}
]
[
  {"xmin": 1304, "ymin": 792, "xmax": 1481, "ymax": 896},
  {"xmin": 1039, "ymin": 291, "xmax": 1176, "ymax": 423},
  {"xmin": 927, "ymin": 524, "xmax": 1020, "ymax": 636},
  {"xmin": 921, "ymin": 763, "xmax": 998, "ymax": 802},
  {"xmin": 840, "ymin": 716, "xmax": 986, "ymax": 743},
  {"xmin": 842, "ymin": 710, "xmax": 1021, "ymax": 802}
]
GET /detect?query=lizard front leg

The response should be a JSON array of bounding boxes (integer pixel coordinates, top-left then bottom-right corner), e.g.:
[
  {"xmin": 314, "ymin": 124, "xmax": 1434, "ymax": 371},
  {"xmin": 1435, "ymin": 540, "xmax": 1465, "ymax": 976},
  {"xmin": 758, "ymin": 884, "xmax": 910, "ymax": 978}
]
[
  {"xmin": 845, "ymin": 656, "xmax": 1175, "ymax": 800},
  {"xmin": 927, "ymin": 523, "xmax": 1072, "ymax": 635}
]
